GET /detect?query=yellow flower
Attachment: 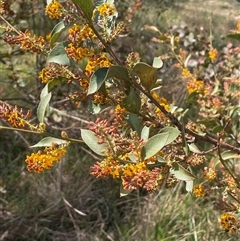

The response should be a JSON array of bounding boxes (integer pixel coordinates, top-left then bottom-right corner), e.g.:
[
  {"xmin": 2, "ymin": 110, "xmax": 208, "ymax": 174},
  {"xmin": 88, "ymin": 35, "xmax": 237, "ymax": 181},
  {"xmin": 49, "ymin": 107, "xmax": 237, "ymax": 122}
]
[
  {"xmin": 209, "ymin": 48, "xmax": 218, "ymax": 62},
  {"xmin": 115, "ymin": 105, "xmax": 128, "ymax": 121},
  {"xmin": 152, "ymin": 92, "xmax": 170, "ymax": 120},
  {"xmin": 85, "ymin": 53, "xmax": 113, "ymax": 78},
  {"xmin": 45, "ymin": 0, "xmax": 63, "ymax": 19},
  {"xmin": 97, "ymin": 3, "xmax": 115, "ymax": 17},
  {"xmin": 122, "ymin": 162, "xmax": 146, "ymax": 177},
  {"xmin": 93, "ymin": 91, "xmax": 107, "ymax": 105},
  {"xmin": 237, "ymin": 22, "xmax": 240, "ymax": 32},
  {"xmin": 0, "ymin": 103, "xmax": 31, "ymax": 128},
  {"xmin": 187, "ymin": 79, "xmax": 204, "ymax": 94},
  {"xmin": 220, "ymin": 213, "xmax": 239, "ymax": 233},
  {"xmin": 182, "ymin": 68, "xmax": 192, "ymax": 78},
  {"xmin": 202, "ymin": 167, "xmax": 216, "ymax": 181},
  {"xmin": 25, "ymin": 143, "xmax": 67, "ymax": 173},
  {"xmin": 193, "ymin": 184, "xmax": 206, "ymax": 197}
]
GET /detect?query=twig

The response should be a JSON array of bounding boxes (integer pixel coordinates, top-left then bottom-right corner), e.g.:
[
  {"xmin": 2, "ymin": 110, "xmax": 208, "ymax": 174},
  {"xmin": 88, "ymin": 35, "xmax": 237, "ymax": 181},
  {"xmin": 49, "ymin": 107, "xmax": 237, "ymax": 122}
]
[
  {"xmin": 217, "ymin": 120, "xmax": 240, "ymax": 188},
  {"xmin": 132, "ymin": 80, "xmax": 240, "ymax": 154}
]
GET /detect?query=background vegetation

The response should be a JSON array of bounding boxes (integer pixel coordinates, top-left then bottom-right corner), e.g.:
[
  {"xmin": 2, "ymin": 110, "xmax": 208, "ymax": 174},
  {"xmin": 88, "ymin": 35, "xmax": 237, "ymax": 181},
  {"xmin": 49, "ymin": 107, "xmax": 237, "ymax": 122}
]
[{"xmin": 1, "ymin": 0, "xmax": 240, "ymax": 240}]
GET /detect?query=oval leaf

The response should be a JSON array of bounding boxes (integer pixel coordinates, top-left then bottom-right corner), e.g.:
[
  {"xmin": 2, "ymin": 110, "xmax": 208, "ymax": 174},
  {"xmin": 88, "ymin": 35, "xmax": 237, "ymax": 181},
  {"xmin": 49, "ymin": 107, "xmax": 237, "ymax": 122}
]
[
  {"xmin": 152, "ymin": 57, "xmax": 163, "ymax": 69},
  {"xmin": 141, "ymin": 132, "xmax": 170, "ymax": 160},
  {"xmin": 31, "ymin": 137, "xmax": 67, "ymax": 148},
  {"xmin": 133, "ymin": 62, "xmax": 158, "ymax": 90},
  {"xmin": 72, "ymin": 0, "xmax": 94, "ymax": 21},
  {"xmin": 120, "ymin": 184, "xmax": 132, "ymax": 197},
  {"xmin": 81, "ymin": 129, "xmax": 108, "ymax": 156},
  {"xmin": 125, "ymin": 113, "xmax": 141, "ymax": 136},
  {"xmin": 141, "ymin": 126, "xmax": 150, "ymax": 142},
  {"xmin": 122, "ymin": 88, "xmax": 141, "ymax": 114},
  {"xmin": 185, "ymin": 180, "xmax": 194, "ymax": 193},
  {"xmin": 50, "ymin": 21, "xmax": 66, "ymax": 48},
  {"xmin": 88, "ymin": 67, "xmax": 108, "ymax": 95},
  {"xmin": 170, "ymin": 164, "xmax": 196, "ymax": 181},
  {"xmin": 88, "ymin": 66, "xmax": 130, "ymax": 95},
  {"xmin": 188, "ymin": 143, "xmax": 201, "ymax": 154},
  {"xmin": 37, "ymin": 92, "xmax": 52, "ymax": 123},
  {"xmin": 159, "ymin": 127, "xmax": 180, "ymax": 144},
  {"xmin": 40, "ymin": 82, "xmax": 50, "ymax": 99},
  {"xmin": 47, "ymin": 42, "xmax": 71, "ymax": 66},
  {"xmin": 227, "ymin": 33, "xmax": 240, "ymax": 41},
  {"xmin": 214, "ymin": 151, "xmax": 240, "ymax": 166}
]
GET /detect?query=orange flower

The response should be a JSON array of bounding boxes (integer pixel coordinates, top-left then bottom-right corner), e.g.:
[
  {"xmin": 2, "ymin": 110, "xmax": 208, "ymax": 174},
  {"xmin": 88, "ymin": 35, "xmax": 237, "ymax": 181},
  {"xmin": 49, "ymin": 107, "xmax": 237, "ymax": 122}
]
[
  {"xmin": 97, "ymin": 3, "xmax": 115, "ymax": 17},
  {"xmin": 209, "ymin": 48, "xmax": 218, "ymax": 62},
  {"xmin": 193, "ymin": 184, "xmax": 206, "ymax": 197},
  {"xmin": 220, "ymin": 213, "xmax": 239, "ymax": 233},
  {"xmin": 25, "ymin": 143, "xmax": 67, "ymax": 173},
  {"xmin": 0, "ymin": 102, "xmax": 31, "ymax": 128},
  {"xmin": 45, "ymin": 0, "xmax": 63, "ymax": 19},
  {"xmin": 187, "ymin": 79, "xmax": 204, "ymax": 94}
]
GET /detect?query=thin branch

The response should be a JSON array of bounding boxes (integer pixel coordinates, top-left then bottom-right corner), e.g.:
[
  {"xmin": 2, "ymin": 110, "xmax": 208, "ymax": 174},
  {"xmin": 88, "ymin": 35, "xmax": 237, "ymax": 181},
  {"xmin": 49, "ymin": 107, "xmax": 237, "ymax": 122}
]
[
  {"xmin": 132, "ymin": 80, "xmax": 240, "ymax": 154},
  {"xmin": 0, "ymin": 125, "xmax": 84, "ymax": 144}
]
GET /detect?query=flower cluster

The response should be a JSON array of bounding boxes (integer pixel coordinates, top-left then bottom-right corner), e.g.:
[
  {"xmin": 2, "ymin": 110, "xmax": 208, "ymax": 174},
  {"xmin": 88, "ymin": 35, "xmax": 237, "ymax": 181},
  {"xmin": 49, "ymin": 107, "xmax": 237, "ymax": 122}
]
[
  {"xmin": 91, "ymin": 157, "xmax": 171, "ymax": 192},
  {"xmin": 152, "ymin": 91, "xmax": 170, "ymax": 123},
  {"xmin": 115, "ymin": 104, "xmax": 129, "ymax": 122},
  {"xmin": 193, "ymin": 184, "xmax": 206, "ymax": 197},
  {"xmin": 4, "ymin": 30, "xmax": 46, "ymax": 54},
  {"xmin": 65, "ymin": 22, "xmax": 113, "ymax": 103},
  {"xmin": 45, "ymin": 0, "xmax": 63, "ymax": 19},
  {"xmin": 187, "ymin": 79, "xmax": 204, "ymax": 94},
  {"xmin": 25, "ymin": 143, "xmax": 67, "ymax": 173},
  {"xmin": 202, "ymin": 167, "xmax": 217, "ymax": 181},
  {"xmin": 0, "ymin": 102, "xmax": 31, "ymax": 128},
  {"xmin": 208, "ymin": 48, "xmax": 218, "ymax": 62},
  {"xmin": 89, "ymin": 118, "xmax": 178, "ymax": 192},
  {"xmin": 97, "ymin": 3, "xmax": 116, "ymax": 17},
  {"xmin": 220, "ymin": 213, "xmax": 240, "ymax": 233},
  {"xmin": 39, "ymin": 63, "xmax": 76, "ymax": 84}
]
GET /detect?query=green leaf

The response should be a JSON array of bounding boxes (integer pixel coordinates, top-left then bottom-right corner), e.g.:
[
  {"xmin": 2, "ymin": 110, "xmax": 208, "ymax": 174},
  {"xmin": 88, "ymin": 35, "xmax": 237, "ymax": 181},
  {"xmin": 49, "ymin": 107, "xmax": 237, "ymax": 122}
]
[
  {"xmin": 212, "ymin": 125, "xmax": 224, "ymax": 134},
  {"xmin": 122, "ymin": 88, "xmax": 141, "ymax": 113},
  {"xmin": 37, "ymin": 92, "xmax": 52, "ymax": 123},
  {"xmin": 50, "ymin": 21, "xmax": 66, "ymax": 48},
  {"xmin": 159, "ymin": 127, "xmax": 180, "ymax": 143},
  {"xmin": 48, "ymin": 77, "xmax": 65, "ymax": 91},
  {"xmin": 187, "ymin": 91, "xmax": 198, "ymax": 103},
  {"xmin": 227, "ymin": 33, "xmax": 240, "ymax": 41},
  {"xmin": 120, "ymin": 184, "xmax": 132, "ymax": 197},
  {"xmin": 81, "ymin": 129, "xmax": 108, "ymax": 156},
  {"xmin": 214, "ymin": 151, "xmax": 240, "ymax": 166},
  {"xmin": 229, "ymin": 105, "xmax": 240, "ymax": 117},
  {"xmin": 185, "ymin": 180, "xmax": 194, "ymax": 193},
  {"xmin": 40, "ymin": 78, "xmax": 64, "ymax": 100},
  {"xmin": 156, "ymin": 156, "xmax": 166, "ymax": 163},
  {"xmin": 88, "ymin": 67, "xmax": 108, "ymax": 95},
  {"xmin": 152, "ymin": 57, "xmax": 163, "ymax": 69},
  {"xmin": 133, "ymin": 58, "xmax": 162, "ymax": 90},
  {"xmin": 88, "ymin": 102, "xmax": 109, "ymax": 114},
  {"xmin": 170, "ymin": 164, "xmax": 196, "ymax": 181},
  {"xmin": 188, "ymin": 143, "xmax": 201, "ymax": 154},
  {"xmin": 40, "ymin": 82, "xmax": 50, "ymax": 99},
  {"xmin": 47, "ymin": 41, "xmax": 71, "ymax": 66},
  {"xmin": 31, "ymin": 137, "xmax": 67, "ymax": 148},
  {"xmin": 71, "ymin": 0, "xmax": 94, "ymax": 22},
  {"xmin": 88, "ymin": 66, "xmax": 130, "ymax": 95},
  {"xmin": 141, "ymin": 133, "xmax": 170, "ymax": 160},
  {"xmin": 141, "ymin": 126, "xmax": 150, "ymax": 142},
  {"xmin": 125, "ymin": 113, "xmax": 141, "ymax": 136}
]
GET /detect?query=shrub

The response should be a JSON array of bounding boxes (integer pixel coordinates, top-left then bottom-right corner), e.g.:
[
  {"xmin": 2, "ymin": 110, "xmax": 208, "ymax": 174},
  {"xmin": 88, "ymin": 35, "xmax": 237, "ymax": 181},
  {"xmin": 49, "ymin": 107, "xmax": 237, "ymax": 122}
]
[{"xmin": 0, "ymin": 0, "xmax": 240, "ymax": 239}]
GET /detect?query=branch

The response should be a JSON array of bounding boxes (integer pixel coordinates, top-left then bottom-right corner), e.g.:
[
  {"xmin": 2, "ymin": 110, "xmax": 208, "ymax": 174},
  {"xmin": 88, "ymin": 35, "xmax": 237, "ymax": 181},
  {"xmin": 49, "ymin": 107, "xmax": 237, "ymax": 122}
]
[{"xmin": 133, "ymin": 81, "xmax": 240, "ymax": 154}]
